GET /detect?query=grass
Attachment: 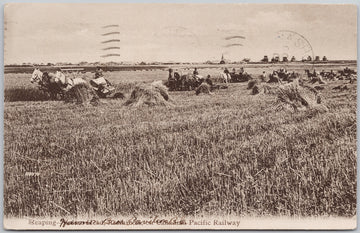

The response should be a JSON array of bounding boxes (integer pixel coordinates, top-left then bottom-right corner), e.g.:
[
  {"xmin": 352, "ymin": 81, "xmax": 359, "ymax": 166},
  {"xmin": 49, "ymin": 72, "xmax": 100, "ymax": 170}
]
[{"xmin": 3, "ymin": 64, "xmax": 357, "ymax": 218}]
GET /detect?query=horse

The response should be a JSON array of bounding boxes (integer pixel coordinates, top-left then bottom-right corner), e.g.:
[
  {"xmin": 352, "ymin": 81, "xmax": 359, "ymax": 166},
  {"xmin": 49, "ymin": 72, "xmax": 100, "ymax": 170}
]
[
  {"xmin": 277, "ymin": 71, "xmax": 289, "ymax": 81},
  {"xmin": 321, "ymin": 71, "xmax": 337, "ymax": 81},
  {"xmin": 308, "ymin": 72, "xmax": 326, "ymax": 84},
  {"xmin": 180, "ymin": 73, "xmax": 200, "ymax": 90},
  {"xmin": 170, "ymin": 71, "xmax": 198, "ymax": 91},
  {"xmin": 31, "ymin": 68, "xmax": 65, "ymax": 99},
  {"xmin": 31, "ymin": 68, "xmax": 86, "ymax": 100},
  {"xmin": 268, "ymin": 72, "xmax": 282, "ymax": 83},
  {"xmin": 230, "ymin": 72, "xmax": 252, "ymax": 83},
  {"xmin": 281, "ymin": 72, "xmax": 300, "ymax": 83},
  {"xmin": 336, "ymin": 70, "xmax": 357, "ymax": 83},
  {"xmin": 172, "ymin": 71, "xmax": 184, "ymax": 90},
  {"xmin": 208, "ymin": 73, "xmax": 229, "ymax": 84},
  {"xmin": 305, "ymin": 69, "xmax": 317, "ymax": 79}
]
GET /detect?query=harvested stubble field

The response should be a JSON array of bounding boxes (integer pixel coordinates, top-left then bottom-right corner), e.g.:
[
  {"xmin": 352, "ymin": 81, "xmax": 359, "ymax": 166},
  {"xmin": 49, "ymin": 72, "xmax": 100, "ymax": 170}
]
[{"xmin": 4, "ymin": 64, "xmax": 357, "ymax": 218}]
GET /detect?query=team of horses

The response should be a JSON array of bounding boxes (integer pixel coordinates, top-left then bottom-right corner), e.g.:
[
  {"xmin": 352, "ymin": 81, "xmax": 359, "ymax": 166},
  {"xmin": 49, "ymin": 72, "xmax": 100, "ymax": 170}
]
[
  {"xmin": 31, "ymin": 68, "xmax": 87, "ymax": 99},
  {"xmin": 167, "ymin": 69, "xmax": 253, "ymax": 91},
  {"xmin": 265, "ymin": 68, "xmax": 357, "ymax": 85},
  {"xmin": 267, "ymin": 70, "xmax": 300, "ymax": 83},
  {"xmin": 167, "ymin": 71, "xmax": 228, "ymax": 91},
  {"xmin": 304, "ymin": 68, "xmax": 357, "ymax": 84}
]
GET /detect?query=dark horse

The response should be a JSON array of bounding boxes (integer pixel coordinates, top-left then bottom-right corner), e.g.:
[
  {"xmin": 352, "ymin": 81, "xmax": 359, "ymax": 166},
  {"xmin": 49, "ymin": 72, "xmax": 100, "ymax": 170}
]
[
  {"xmin": 278, "ymin": 71, "xmax": 299, "ymax": 82},
  {"xmin": 305, "ymin": 69, "xmax": 317, "ymax": 79},
  {"xmin": 173, "ymin": 72, "xmax": 200, "ymax": 91},
  {"xmin": 230, "ymin": 73, "xmax": 252, "ymax": 82}
]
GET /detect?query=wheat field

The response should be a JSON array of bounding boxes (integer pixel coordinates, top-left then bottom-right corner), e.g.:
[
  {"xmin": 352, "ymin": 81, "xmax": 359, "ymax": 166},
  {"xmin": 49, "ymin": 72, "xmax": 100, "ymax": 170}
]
[{"xmin": 4, "ymin": 64, "xmax": 357, "ymax": 218}]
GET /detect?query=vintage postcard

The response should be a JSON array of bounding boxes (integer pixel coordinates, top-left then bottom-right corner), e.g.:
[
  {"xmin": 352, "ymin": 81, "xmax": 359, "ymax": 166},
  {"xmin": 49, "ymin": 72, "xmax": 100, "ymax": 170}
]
[{"xmin": 3, "ymin": 3, "xmax": 357, "ymax": 230}]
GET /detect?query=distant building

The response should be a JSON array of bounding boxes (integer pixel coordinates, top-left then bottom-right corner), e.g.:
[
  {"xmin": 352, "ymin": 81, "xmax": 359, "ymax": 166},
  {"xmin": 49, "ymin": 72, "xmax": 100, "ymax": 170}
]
[
  {"xmin": 271, "ymin": 55, "xmax": 280, "ymax": 63},
  {"xmin": 314, "ymin": 56, "xmax": 320, "ymax": 61},
  {"xmin": 261, "ymin": 55, "xmax": 269, "ymax": 63},
  {"xmin": 290, "ymin": 56, "xmax": 296, "ymax": 62},
  {"xmin": 220, "ymin": 54, "xmax": 226, "ymax": 64},
  {"xmin": 243, "ymin": 58, "xmax": 250, "ymax": 63},
  {"xmin": 282, "ymin": 57, "xmax": 288, "ymax": 62},
  {"xmin": 322, "ymin": 56, "xmax": 328, "ymax": 61},
  {"xmin": 307, "ymin": 56, "xmax": 312, "ymax": 62}
]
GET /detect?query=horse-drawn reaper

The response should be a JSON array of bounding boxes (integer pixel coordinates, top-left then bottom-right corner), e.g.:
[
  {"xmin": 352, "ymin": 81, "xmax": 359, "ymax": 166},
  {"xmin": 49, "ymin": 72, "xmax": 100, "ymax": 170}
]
[
  {"xmin": 31, "ymin": 67, "xmax": 118, "ymax": 100},
  {"xmin": 31, "ymin": 68, "xmax": 86, "ymax": 99},
  {"xmin": 228, "ymin": 68, "xmax": 252, "ymax": 83},
  {"xmin": 167, "ymin": 69, "xmax": 202, "ymax": 91},
  {"xmin": 167, "ymin": 68, "xmax": 229, "ymax": 91}
]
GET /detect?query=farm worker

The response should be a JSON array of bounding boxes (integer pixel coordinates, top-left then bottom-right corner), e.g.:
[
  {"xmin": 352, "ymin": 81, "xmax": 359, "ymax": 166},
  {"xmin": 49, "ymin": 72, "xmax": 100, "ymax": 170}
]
[
  {"xmin": 239, "ymin": 67, "xmax": 244, "ymax": 74},
  {"xmin": 224, "ymin": 68, "xmax": 231, "ymax": 81},
  {"xmin": 317, "ymin": 72, "xmax": 325, "ymax": 84},
  {"xmin": 193, "ymin": 68, "xmax": 198, "ymax": 79},
  {"xmin": 193, "ymin": 68, "xmax": 203, "ymax": 80},
  {"xmin": 205, "ymin": 75, "xmax": 213, "ymax": 86},
  {"xmin": 168, "ymin": 68, "xmax": 173, "ymax": 78},
  {"xmin": 273, "ymin": 71, "xmax": 279, "ymax": 79},
  {"xmin": 260, "ymin": 71, "xmax": 267, "ymax": 82},
  {"xmin": 95, "ymin": 66, "xmax": 104, "ymax": 78},
  {"xmin": 91, "ymin": 66, "xmax": 109, "ymax": 92},
  {"xmin": 231, "ymin": 68, "xmax": 236, "ymax": 74},
  {"xmin": 168, "ymin": 68, "xmax": 176, "ymax": 91}
]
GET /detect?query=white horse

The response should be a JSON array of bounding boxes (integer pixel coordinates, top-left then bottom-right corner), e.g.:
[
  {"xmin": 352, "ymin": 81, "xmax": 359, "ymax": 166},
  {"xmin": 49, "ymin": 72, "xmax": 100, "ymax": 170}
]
[
  {"xmin": 30, "ymin": 68, "xmax": 44, "ymax": 84},
  {"xmin": 31, "ymin": 68, "xmax": 87, "ymax": 99},
  {"xmin": 211, "ymin": 73, "xmax": 230, "ymax": 83},
  {"xmin": 31, "ymin": 68, "xmax": 86, "ymax": 88}
]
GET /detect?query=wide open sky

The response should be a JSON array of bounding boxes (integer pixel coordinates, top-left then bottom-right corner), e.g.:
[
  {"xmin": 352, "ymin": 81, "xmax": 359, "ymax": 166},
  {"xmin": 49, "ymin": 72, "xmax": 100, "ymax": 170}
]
[{"xmin": 4, "ymin": 3, "xmax": 357, "ymax": 64}]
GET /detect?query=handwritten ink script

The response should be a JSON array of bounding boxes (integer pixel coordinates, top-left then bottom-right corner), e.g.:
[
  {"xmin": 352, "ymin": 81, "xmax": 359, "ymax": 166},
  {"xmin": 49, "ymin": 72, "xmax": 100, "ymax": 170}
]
[{"xmin": 59, "ymin": 216, "xmax": 186, "ymax": 228}]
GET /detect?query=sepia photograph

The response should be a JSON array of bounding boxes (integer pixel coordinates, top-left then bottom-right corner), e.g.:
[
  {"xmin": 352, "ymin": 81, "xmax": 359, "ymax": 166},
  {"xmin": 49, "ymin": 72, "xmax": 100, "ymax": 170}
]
[{"xmin": 3, "ymin": 2, "xmax": 357, "ymax": 230}]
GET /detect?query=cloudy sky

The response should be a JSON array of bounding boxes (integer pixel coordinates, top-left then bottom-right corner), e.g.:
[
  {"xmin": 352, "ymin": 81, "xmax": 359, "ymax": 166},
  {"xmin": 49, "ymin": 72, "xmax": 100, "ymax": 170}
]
[{"xmin": 4, "ymin": 3, "xmax": 357, "ymax": 64}]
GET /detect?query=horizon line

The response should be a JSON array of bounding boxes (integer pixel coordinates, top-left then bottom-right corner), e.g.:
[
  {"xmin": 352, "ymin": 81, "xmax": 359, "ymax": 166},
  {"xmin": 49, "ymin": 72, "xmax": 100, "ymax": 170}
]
[{"xmin": 4, "ymin": 59, "xmax": 357, "ymax": 66}]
